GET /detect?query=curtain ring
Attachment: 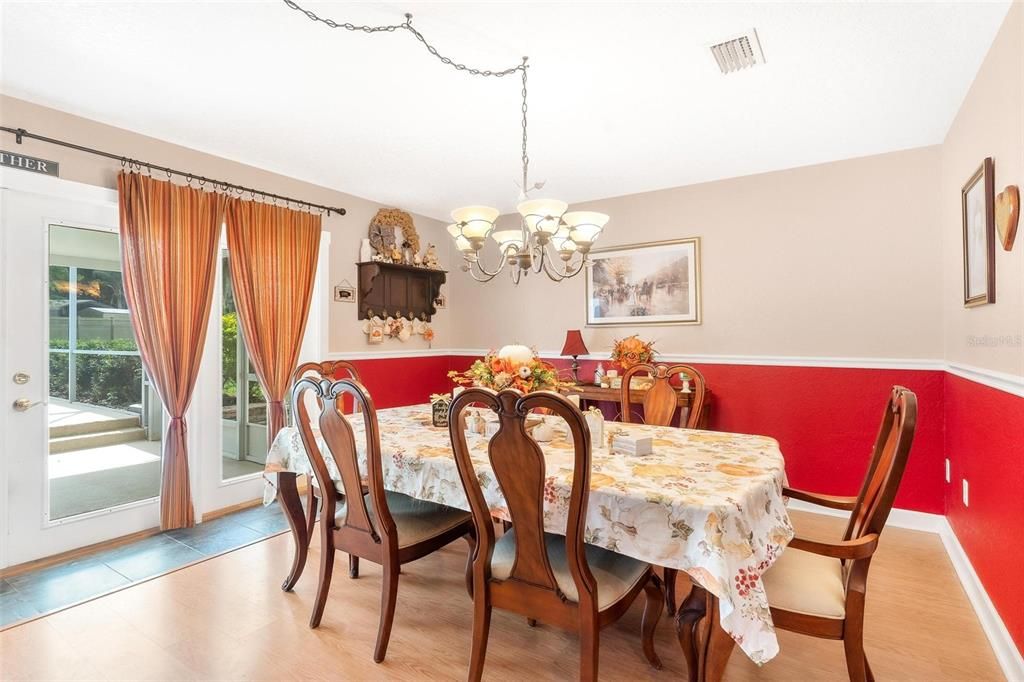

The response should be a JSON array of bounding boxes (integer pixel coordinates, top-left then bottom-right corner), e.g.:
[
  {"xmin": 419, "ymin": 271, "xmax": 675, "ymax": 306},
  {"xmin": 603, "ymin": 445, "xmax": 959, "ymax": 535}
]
[
  {"xmin": 165, "ymin": 169, "xmax": 172, "ymax": 180},
  {"xmin": 120, "ymin": 158, "xmax": 127, "ymax": 170}
]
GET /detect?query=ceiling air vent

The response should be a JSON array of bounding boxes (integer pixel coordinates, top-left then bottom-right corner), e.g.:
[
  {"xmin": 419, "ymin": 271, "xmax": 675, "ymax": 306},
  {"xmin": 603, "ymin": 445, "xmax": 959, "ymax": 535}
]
[{"xmin": 709, "ymin": 29, "xmax": 765, "ymax": 74}]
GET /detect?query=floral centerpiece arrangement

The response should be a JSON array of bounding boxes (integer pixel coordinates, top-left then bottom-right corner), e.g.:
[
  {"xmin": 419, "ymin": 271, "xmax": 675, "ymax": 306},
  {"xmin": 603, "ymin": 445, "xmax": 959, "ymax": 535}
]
[
  {"xmin": 610, "ymin": 334, "xmax": 656, "ymax": 370},
  {"xmin": 448, "ymin": 344, "xmax": 563, "ymax": 393}
]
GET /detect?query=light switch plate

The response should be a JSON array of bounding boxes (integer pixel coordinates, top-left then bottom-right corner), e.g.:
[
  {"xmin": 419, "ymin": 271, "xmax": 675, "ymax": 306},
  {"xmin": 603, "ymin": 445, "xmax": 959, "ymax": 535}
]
[
  {"xmin": 945, "ymin": 459, "xmax": 950, "ymax": 483},
  {"xmin": 962, "ymin": 479, "xmax": 969, "ymax": 507}
]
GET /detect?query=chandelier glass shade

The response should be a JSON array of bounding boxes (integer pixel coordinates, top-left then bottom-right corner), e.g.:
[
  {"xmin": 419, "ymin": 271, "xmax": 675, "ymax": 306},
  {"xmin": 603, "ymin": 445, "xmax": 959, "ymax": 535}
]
[{"xmin": 447, "ymin": 199, "xmax": 608, "ymax": 283}]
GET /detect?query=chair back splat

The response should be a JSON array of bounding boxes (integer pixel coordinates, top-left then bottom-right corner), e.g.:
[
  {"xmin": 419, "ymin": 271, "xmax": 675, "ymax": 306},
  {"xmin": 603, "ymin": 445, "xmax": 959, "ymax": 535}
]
[
  {"xmin": 844, "ymin": 386, "xmax": 918, "ymax": 543},
  {"xmin": 291, "ymin": 377, "xmax": 395, "ymax": 550},
  {"xmin": 620, "ymin": 363, "xmax": 707, "ymax": 428}
]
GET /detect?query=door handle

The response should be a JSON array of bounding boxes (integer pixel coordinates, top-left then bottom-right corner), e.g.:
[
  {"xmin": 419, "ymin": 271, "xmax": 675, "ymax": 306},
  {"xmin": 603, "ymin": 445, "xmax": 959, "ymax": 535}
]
[{"xmin": 12, "ymin": 398, "xmax": 43, "ymax": 412}]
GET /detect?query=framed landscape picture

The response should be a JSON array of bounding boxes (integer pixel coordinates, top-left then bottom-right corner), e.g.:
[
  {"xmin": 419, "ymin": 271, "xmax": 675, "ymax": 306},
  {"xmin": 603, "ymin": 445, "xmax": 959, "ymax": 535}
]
[
  {"xmin": 586, "ymin": 238, "xmax": 701, "ymax": 326},
  {"xmin": 962, "ymin": 157, "xmax": 995, "ymax": 307}
]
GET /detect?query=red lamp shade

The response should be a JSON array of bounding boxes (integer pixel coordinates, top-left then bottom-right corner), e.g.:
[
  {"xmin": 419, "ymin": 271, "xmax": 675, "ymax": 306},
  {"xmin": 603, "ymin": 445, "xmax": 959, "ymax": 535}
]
[{"xmin": 561, "ymin": 329, "xmax": 589, "ymax": 357}]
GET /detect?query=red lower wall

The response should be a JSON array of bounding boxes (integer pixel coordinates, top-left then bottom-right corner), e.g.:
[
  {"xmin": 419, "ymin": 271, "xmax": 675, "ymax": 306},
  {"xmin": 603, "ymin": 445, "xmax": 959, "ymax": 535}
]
[
  {"xmin": 357, "ymin": 353, "xmax": 946, "ymax": 513},
  {"xmin": 342, "ymin": 355, "xmax": 454, "ymax": 409},
  {"xmin": 549, "ymin": 358, "xmax": 946, "ymax": 514},
  {"xmin": 944, "ymin": 373, "xmax": 1024, "ymax": 655}
]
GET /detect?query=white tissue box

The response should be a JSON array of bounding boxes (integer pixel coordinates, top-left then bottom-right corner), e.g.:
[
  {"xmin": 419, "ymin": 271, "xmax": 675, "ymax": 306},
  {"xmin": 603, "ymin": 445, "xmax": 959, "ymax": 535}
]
[{"xmin": 611, "ymin": 435, "xmax": 653, "ymax": 456}]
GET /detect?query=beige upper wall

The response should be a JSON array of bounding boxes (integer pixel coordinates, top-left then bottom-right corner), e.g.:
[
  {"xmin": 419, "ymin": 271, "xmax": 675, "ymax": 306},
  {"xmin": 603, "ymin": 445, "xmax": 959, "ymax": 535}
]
[
  {"xmin": 940, "ymin": 1, "xmax": 1024, "ymax": 376},
  {"xmin": 0, "ymin": 95, "xmax": 452, "ymax": 355},
  {"xmin": 450, "ymin": 146, "xmax": 944, "ymax": 360}
]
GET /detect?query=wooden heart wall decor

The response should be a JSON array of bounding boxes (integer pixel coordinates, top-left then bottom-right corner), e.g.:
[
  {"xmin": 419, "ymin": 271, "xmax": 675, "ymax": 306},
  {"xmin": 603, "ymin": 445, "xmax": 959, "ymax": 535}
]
[{"xmin": 995, "ymin": 185, "xmax": 1019, "ymax": 251}]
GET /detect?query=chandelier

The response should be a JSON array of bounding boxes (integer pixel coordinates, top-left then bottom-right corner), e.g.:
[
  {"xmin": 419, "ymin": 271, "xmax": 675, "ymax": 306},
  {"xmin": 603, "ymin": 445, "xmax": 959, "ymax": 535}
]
[
  {"xmin": 282, "ymin": 0, "xmax": 608, "ymax": 284},
  {"xmin": 446, "ymin": 60, "xmax": 608, "ymax": 284}
]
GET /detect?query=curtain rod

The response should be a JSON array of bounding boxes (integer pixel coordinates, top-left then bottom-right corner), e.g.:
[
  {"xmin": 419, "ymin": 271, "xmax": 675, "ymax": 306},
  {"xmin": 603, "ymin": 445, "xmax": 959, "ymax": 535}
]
[{"xmin": 0, "ymin": 126, "xmax": 347, "ymax": 216}]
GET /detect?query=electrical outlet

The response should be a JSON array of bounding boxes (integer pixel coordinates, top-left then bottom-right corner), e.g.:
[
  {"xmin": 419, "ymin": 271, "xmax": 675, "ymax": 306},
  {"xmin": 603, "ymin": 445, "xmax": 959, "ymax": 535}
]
[
  {"xmin": 945, "ymin": 459, "xmax": 951, "ymax": 483},
  {"xmin": 962, "ymin": 479, "xmax": 969, "ymax": 507}
]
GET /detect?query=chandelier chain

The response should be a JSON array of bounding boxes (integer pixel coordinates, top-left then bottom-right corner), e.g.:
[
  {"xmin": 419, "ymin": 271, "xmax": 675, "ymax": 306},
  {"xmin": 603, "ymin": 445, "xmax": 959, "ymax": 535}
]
[
  {"xmin": 282, "ymin": 0, "xmax": 532, "ymax": 187},
  {"xmin": 282, "ymin": 0, "xmax": 525, "ymax": 78},
  {"xmin": 521, "ymin": 61, "xmax": 529, "ymax": 192}
]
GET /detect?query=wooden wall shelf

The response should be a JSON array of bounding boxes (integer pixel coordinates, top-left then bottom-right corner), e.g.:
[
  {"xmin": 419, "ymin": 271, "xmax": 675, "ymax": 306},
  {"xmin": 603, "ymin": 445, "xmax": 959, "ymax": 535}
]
[{"xmin": 356, "ymin": 262, "xmax": 446, "ymax": 321}]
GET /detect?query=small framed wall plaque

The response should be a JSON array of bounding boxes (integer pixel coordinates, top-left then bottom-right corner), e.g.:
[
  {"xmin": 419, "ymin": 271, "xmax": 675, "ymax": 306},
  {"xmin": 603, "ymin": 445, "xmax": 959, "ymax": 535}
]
[{"xmin": 334, "ymin": 281, "xmax": 355, "ymax": 302}]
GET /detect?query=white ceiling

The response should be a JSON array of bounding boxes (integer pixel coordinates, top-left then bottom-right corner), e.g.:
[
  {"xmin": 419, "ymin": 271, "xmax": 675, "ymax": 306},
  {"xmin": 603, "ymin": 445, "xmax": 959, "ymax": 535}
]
[{"xmin": 0, "ymin": 1, "xmax": 1011, "ymax": 220}]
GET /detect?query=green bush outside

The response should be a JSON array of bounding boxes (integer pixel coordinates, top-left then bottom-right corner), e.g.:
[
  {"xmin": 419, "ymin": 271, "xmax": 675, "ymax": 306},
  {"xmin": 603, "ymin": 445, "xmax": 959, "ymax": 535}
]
[
  {"xmin": 49, "ymin": 338, "xmax": 142, "ymax": 410},
  {"xmin": 221, "ymin": 312, "xmax": 265, "ymax": 406},
  {"xmin": 47, "ymin": 313, "xmax": 265, "ymax": 412}
]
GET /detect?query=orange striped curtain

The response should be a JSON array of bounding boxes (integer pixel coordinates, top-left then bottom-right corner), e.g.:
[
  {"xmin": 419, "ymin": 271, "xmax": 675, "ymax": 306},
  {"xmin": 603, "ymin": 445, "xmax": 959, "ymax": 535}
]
[
  {"xmin": 118, "ymin": 172, "xmax": 224, "ymax": 530},
  {"xmin": 225, "ymin": 199, "xmax": 321, "ymax": 440}
]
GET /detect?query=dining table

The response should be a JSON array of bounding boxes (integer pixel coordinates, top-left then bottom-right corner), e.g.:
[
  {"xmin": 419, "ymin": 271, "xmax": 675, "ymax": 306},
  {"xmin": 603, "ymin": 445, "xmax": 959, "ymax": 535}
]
[{"xmin": 264, "ymin": 403, "xmax": 794, "ymax": 682}]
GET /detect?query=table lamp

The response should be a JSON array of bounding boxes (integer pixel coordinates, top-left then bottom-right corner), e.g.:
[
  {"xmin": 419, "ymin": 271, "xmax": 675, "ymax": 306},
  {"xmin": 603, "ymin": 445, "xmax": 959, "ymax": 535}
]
[{"xmin": 560, "ymin": 329, "xmax": 589, "ymax": 385}]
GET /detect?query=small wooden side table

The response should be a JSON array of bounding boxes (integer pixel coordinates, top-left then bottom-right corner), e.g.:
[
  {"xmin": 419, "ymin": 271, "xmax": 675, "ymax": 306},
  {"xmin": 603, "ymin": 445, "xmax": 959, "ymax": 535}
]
[{"xmin": 559, "ymin": 383, "xmax": 711, "ymax": 429}]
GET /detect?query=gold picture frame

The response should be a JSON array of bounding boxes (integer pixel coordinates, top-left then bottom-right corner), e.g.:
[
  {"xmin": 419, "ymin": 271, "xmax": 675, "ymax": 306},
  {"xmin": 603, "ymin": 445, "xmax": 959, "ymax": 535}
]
[
  {"xmin": 585, "ymin": 237, "xmax": 702, "ymax": 326},
  {"xmin": 962, "ymin": 158, "xmax": 995, "ymax": 307}
]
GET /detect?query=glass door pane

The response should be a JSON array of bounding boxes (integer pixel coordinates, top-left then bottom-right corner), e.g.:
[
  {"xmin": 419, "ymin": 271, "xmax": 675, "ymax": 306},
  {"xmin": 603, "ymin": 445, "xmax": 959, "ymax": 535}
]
[
  {"xmin": 47, "ymin": 225, "xmax": 162, "ymax": 521},
  {"xmin": 221, "ymin": 250, "xmax": 267, "ymax": 480}
]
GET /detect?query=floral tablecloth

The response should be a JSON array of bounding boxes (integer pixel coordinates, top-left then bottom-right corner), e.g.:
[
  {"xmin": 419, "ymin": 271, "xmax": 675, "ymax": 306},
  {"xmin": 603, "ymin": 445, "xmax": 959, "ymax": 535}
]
[{"xmin": 264, "ymin": 404, "xmax": 794, "ymax": 664}]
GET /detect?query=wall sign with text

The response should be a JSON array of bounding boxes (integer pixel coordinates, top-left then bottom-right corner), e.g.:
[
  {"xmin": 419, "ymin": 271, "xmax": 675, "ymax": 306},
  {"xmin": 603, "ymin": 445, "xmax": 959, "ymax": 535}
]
[{"xmin": 0, "ymin": 150, "xmax": 59, "ymax": 177}]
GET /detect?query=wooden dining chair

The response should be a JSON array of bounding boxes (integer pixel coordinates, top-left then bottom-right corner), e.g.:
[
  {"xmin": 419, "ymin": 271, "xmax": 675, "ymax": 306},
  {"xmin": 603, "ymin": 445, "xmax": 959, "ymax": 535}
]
[
  {"xmin": 620, "ymin": 362, "xmax": 708, "ymax": 429},
  {"xmin": 291, "ymin": 375, "xmax": 475, "ymax": 662},
  {"xmin": 620, "ymin": 362, "xmax": 707, "ymax": 615},
  {"xmin": 291, "ymin": 360, "xmax": 361, "ymax": 544},
  {"xmin": 449, "ymin": 388, "xmax": 664, "ymax": 681},
  {"xmin": 762, "ymin": 385, "xmax": 918, "ymax": 682}
]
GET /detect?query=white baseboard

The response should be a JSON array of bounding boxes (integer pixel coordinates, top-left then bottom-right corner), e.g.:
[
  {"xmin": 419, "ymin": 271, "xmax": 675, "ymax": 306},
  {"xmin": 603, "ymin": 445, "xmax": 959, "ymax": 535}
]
[
  {"xmin": 787, "ymin": 500, "xmax": 948, "ymax": 534},
  {"xmin": 792, "ymin": 502, "xmax": 1023, "ymax": 681},
  {"xmin": 938, "ymin": 519, "xmax": 1024, "ymax": 682}
]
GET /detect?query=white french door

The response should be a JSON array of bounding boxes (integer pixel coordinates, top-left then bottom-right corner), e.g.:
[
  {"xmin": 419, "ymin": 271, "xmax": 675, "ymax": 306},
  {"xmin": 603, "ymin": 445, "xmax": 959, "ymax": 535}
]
[
  {"xmin": 0, "ymin": 170, "xmax": 331, "ymax": 568},
  {"xmin": 0, "ymin": 171, "xmax": 162, "ymax": 567}
]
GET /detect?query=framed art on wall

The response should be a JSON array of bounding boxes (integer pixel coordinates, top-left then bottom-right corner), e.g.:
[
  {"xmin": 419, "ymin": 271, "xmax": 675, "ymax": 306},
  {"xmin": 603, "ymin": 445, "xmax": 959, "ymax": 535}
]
[
  {"xmin": 586, "ymin": 238, "xmax": 701, "ymax": 326},
  {"xmin": 962, "ymin": 157, "xmax": 995, "ymax": 307}
]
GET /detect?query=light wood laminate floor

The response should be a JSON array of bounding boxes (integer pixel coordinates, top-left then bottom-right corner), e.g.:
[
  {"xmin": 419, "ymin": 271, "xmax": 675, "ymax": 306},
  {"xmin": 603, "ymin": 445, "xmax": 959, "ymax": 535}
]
[{"xmin": 0, "ymin": 511, "xmax": 1004, "ymax": 681}]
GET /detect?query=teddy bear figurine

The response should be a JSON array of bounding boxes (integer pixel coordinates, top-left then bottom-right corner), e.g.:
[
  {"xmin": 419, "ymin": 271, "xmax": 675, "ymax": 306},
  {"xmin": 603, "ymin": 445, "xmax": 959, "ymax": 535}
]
[{"xmin": 423, "ymin": 243, "xmax": 439, "ymax": 269}]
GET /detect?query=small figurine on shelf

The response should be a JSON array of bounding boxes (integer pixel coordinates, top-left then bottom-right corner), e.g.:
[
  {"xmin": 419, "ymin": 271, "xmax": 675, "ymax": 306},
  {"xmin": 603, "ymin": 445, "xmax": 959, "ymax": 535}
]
[
  {"xmin": 390, "ymin": 244, "xmax": 403, "ymax": 263},
  {"xmin": 413, "ymin": 251, "xmax": 423, "ymax": 267},
  {"xmin": 402, "ymin": 240, "xmax": 413, "ymax": 265},
  {"xmin": 424, "ymin": 243, "xmax": 440, "ymax": 269}
]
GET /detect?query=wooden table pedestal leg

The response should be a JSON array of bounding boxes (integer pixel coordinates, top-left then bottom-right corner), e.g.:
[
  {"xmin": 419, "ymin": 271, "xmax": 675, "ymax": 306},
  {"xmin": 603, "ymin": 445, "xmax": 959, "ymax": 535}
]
[
  {"xmin": 675, "ymin": 585, "xmax": 736, "ymax": 682},
  {"xmin": 278, "ymin": 472, "xmax": 310, "ymax": 591}
]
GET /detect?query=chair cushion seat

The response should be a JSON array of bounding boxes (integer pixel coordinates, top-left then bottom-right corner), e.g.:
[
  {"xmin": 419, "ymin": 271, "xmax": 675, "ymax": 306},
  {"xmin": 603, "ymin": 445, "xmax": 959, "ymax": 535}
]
[
  {"xmin": 763, "ymin": 546, "xmax": 846, "ymax": 619},
  {"xmin": 490, "ymin": 531, "xmax": 648, "ymax": 611},
  {"xmin": 336, "ymin": 491, "xmax": 470, "ymax": 549}
]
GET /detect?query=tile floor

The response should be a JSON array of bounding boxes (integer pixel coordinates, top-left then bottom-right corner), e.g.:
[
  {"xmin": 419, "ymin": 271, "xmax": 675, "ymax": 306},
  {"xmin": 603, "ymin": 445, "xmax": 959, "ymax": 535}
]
[{"xmin": 0, "ymin": 500, "xmax": 293, "ymax": 629}]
